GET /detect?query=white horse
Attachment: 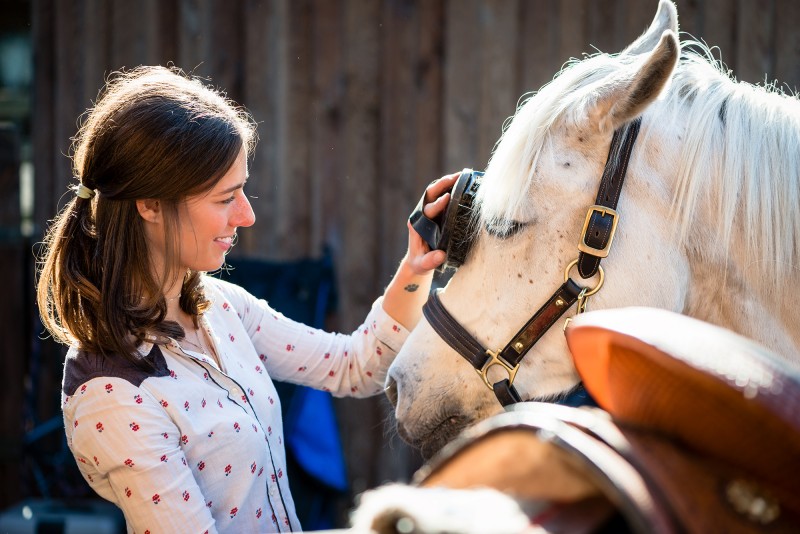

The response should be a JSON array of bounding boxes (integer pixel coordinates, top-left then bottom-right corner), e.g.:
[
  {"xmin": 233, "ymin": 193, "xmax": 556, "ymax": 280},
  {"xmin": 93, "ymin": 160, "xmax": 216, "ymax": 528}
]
[{"xmin": 386, "ymin": 0, "xmax": 800, "ymax": 459}]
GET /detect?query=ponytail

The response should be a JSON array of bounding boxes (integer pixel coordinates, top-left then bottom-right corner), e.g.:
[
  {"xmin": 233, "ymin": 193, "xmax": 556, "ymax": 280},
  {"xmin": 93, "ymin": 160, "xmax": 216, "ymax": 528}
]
[{"xmin": 37, "ymin": 192, "xmax": 102, "ymax": 349}]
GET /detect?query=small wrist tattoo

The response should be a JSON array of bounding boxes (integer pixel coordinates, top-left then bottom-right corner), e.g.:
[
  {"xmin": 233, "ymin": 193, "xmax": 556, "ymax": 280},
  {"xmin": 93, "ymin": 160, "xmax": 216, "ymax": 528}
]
[{"xmin": 404, "ymin": 283, "xmax": 420, "ymax": 292}]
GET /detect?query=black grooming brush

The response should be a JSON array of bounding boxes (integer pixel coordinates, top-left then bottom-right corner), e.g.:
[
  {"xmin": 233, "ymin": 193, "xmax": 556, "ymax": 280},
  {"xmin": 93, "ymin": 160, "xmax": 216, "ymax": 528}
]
[{"xmin": 409, "ymin": 169, "xmax": 483, "ymax": 272}]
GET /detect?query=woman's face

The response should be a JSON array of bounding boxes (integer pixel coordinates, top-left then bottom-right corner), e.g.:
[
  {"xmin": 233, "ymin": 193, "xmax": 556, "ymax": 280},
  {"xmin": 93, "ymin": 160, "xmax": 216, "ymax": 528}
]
[{"xmin": 176, "ymin": 149, "xmax": 255, "ymax": 272}]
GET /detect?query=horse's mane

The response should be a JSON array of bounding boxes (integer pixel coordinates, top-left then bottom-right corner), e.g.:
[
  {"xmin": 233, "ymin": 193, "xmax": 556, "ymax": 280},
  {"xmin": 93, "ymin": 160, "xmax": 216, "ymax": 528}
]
[{"xmin": 478, "ymin": 38, "xmax": 800, "ymax": 291}]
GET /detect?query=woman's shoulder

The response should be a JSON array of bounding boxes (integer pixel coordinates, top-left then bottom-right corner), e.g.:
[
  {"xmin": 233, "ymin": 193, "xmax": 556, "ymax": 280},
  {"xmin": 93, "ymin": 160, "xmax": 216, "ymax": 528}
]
[{"xmin": 62, "ymin": 344, "xmax": 171, "ymax": 397}]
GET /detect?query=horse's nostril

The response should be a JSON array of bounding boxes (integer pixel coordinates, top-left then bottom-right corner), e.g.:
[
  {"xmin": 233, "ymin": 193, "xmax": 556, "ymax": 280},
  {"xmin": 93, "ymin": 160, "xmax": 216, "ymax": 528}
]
[{"xmin": 385, "ymin": 377, "xmax": 398, "ymax": 408}]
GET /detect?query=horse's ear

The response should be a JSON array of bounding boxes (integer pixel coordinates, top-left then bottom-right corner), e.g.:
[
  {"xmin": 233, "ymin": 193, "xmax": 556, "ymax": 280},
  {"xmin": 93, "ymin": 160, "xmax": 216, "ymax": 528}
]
[
  {"xmin": 591, "ymin": 30, "xmax": 679, "ymax": 133},
  {"xmin": 622, "ymin": 0, "xmax": 679, "ymax": 56}
]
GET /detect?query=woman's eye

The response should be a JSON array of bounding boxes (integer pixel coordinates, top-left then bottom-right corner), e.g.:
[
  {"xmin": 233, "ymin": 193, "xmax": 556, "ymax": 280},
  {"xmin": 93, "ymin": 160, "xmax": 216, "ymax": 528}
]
[{"xmin": 222, "ymin": 195, "xmax": 236, "ymax": 204}]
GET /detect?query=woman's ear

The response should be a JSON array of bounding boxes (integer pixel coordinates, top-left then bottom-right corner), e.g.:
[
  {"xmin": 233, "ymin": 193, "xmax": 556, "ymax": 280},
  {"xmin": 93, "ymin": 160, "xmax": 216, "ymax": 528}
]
[{"xmin": 136, "ymin": 198, "xmax": 162, "ymax": 224}]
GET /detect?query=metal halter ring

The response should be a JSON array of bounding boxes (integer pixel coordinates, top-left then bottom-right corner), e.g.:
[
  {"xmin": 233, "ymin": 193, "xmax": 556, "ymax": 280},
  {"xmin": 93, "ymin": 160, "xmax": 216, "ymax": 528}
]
[
  {"xmin": 477, "ymin": 349, "xmax": 519, "ymax": 390},
  {"xmin": 564, "ymin": 259, "xmax": 604, "ymax": 297}
]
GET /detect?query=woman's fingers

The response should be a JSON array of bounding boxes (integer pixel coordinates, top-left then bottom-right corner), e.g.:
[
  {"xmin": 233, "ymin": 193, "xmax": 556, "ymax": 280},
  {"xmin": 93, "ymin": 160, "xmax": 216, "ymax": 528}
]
[
  {"xmin": 406, "ymin": 171, "xmax": 464, "ymax": 274},
  {"xmin": 423, "ymin": 192, "xmax": 450, "ymax": 219},
  {"xmin": 420, "ymin": 249, "xmax": 447, "ymax": 271},
  {"xmin": 422, "ymin": 171, "xmax": 460, "ymax": 218},
  {"xmin": 406, "ymin": 221, "xmax": 446, "ymax": 274},
  {"xmin": 425, "ymin": 172, "xmax": 460, "ymax": 203}
]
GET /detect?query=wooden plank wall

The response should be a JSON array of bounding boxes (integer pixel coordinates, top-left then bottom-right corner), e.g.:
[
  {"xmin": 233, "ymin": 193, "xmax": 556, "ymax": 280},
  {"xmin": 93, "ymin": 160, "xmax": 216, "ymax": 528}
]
[
  {"xmin": 28, "ymin": 0, "xmax": 800, "ymax": 516},
  {"xmin": 0, "ymin": 125, "xmax": 25, "ymax": 509}
]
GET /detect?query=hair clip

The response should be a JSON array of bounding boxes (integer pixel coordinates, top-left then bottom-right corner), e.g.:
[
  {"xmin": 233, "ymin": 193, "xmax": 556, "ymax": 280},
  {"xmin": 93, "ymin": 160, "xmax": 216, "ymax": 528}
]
[{"xmin": 75, "ymin": 183, "xmax": 96, "ymax": 199}]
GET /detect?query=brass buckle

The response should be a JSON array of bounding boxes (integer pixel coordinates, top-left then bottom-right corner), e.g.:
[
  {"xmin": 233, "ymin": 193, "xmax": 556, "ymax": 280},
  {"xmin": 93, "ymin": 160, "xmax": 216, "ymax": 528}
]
[
  {"xmin": 477, "ymin": 349, "xmax": 519, "ymax": 390},
  {"xmin": 577, "ymin": 205, "xmax": 619, "ymax": 258}
]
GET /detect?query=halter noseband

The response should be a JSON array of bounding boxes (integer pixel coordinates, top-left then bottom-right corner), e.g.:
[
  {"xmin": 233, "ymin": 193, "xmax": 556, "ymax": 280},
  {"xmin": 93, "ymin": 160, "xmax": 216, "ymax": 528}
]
[{"xmin": 417, "ymin": 118, "xmax": 642, "ymax": 406}]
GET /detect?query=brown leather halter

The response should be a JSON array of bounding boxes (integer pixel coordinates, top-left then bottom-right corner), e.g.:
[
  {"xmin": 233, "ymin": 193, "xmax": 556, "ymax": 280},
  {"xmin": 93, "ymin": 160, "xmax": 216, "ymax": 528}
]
[{"xmin": 421, "ymin": 118, "xmax": 642, "ymax": 406}]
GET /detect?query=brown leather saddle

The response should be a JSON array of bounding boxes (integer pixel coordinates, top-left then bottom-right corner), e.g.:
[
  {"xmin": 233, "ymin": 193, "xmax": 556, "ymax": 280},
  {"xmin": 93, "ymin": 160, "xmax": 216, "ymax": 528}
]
[{"xmin": 404, "ymin": 307, "xmax": 800, "ymax": 533}]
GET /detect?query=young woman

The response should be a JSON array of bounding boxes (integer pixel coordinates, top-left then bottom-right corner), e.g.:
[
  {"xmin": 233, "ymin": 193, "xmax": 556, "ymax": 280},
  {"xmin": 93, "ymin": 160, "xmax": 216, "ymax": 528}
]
[{"xmin": 37, "ymin": 66, "xmax": 456, "ymax": 533}]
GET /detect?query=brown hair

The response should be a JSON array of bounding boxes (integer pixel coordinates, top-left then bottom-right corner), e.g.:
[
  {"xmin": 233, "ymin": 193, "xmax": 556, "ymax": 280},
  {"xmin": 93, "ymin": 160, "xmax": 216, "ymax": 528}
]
[{"xmin": 36, "ymin": 66, "xmax": 257, "ymax": 363}]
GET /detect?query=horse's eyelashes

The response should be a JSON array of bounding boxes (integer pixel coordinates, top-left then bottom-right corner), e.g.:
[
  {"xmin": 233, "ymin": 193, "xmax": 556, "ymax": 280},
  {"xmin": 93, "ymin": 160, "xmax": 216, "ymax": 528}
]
[{"xmin": 485, "ymin": 220, "xmax": 526, "ymax": 239}]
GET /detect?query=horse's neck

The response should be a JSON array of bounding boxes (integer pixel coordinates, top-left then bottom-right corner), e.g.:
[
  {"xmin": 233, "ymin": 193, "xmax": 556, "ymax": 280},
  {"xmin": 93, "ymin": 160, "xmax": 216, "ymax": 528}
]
[
  {"xmin": 651, "ymin": 107, "xmax": 800, "ymax": 364},
  {"xmin": 684, "ymin": 255, "xmax": 800, "ymax": 364}
]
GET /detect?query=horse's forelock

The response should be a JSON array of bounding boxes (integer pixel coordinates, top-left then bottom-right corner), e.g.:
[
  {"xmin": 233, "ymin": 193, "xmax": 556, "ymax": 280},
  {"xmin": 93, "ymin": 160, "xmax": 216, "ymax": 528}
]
[{"xmin": 474, "ymin": 53, "xmax": 621, "ymax": 231}]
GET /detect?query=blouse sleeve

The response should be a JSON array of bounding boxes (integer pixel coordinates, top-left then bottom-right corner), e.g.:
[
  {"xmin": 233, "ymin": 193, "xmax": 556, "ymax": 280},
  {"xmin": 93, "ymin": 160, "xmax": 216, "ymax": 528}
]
[
  {"xmin": 208, "ymin": 277, "xmax": 409, "ymax": 397},
  {"xmin": 66, "ymin": 376, "xmax": 217, "ymax": 534}
]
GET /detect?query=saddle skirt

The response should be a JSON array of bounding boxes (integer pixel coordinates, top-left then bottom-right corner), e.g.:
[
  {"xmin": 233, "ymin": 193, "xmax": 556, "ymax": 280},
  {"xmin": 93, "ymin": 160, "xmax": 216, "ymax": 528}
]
[{"xmin": 351, "ymin": 307, "xmax": 800, "ymax": 534}]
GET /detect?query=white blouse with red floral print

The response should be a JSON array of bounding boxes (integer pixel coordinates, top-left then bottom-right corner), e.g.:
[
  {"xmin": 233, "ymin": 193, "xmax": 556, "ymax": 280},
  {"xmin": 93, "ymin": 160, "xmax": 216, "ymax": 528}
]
[{"xmin": 61, "ymin": 276, "xmax": 409, "ymax": 534}]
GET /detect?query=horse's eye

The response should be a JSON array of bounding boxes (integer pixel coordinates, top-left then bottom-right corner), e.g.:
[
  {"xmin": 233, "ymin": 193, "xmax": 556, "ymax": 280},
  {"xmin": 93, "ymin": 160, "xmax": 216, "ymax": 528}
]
[{"xmin": 485, "ymin": 220, "xmax": 526, "ymax": 239}]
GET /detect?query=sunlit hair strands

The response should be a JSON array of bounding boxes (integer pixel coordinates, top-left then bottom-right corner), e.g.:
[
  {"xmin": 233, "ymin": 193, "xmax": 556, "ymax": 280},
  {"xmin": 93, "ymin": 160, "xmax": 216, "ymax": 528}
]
[{"xmin": 36, "ymin": 66, "xmax": 257, "ymax": 363}]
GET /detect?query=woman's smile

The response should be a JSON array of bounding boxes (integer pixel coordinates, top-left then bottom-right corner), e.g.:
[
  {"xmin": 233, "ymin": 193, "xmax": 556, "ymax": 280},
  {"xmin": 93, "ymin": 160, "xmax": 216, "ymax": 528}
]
[{"xmin": 214, "ymin": 234, "xmax": 235, "ymax": 252}]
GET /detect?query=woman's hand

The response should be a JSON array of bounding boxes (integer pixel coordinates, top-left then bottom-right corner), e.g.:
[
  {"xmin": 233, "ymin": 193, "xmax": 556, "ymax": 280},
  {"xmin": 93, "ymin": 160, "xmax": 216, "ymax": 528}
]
[
  {"xmin": 382, "ymin": 172, "xmax": 461, "ymax": 331},
  {"xmin": 405, "ymin": 172, "xmax": 460, "ymax": 275}
]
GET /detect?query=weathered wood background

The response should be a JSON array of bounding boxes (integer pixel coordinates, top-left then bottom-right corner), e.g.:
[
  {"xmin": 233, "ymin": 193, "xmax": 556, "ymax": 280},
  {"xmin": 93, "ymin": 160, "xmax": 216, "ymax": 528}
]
[{"xmin": 21, "ymin": 0, "xmax": 800, "ymax": 517}]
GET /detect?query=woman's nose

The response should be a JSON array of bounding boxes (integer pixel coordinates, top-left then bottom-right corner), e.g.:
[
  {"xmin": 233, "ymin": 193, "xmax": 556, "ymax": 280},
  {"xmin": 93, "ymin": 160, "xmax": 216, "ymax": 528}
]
[{"xmin": 234, "ymin": 194, "xmax": 256, "ymax": 228}]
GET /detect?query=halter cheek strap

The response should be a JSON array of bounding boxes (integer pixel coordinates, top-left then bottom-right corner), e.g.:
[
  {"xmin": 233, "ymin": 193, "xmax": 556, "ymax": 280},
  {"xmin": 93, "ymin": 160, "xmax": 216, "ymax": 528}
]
[
  {"xmin": 424, "ymin": 279, "xmax": 585, "ymax": 406},
  {"xmin": 576, "ymin": 119, "xmax": 641, "ymax": 278}
]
